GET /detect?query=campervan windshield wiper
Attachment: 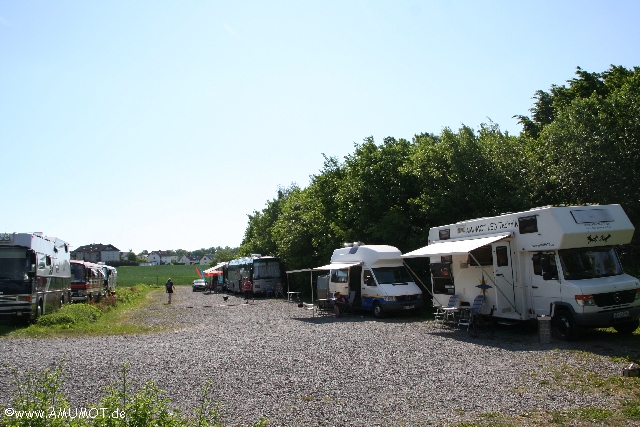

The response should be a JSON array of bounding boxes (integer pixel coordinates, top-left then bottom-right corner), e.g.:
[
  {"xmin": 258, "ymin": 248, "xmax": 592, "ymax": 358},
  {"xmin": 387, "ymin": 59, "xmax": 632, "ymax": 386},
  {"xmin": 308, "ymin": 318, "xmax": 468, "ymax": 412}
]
[{"xmin": 392, "ymin": 282, "xmax": 408, "ymax": 286}]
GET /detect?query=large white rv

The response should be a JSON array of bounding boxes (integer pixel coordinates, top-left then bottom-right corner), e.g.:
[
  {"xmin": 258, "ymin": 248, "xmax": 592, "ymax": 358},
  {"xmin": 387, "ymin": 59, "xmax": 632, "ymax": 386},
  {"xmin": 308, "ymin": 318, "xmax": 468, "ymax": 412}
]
[
  {"xmin": 403, "ymin": 204, "xmax": 640, "ymax": 340},
  {"xmin": 0, "ymin": 232, "xmax": 71, "ymax": 321},
  {"xmin": 312, "ymin": 243, "xmax": 424, "ymax": 318}
]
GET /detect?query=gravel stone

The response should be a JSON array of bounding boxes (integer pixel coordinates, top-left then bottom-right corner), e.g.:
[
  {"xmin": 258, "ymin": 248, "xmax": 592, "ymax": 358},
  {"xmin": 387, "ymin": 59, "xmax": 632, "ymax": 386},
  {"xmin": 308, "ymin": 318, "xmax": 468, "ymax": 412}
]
[{"xmin": 0, "ymin": 287, "xmax": 635, "ymax": 426}]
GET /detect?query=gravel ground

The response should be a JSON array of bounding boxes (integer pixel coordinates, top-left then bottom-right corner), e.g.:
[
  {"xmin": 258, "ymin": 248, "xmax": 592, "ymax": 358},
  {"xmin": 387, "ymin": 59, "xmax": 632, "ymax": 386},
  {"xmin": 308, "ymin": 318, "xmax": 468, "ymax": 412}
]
[{"xmin": 0, "ymin": 287, "xmax": 638, "ymax": 427}]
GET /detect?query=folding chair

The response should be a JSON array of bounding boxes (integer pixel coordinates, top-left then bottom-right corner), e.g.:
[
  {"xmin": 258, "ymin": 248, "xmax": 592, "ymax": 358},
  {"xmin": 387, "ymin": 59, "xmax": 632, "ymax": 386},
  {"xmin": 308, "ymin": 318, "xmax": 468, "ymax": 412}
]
[
  {"xmin": 434, "ymin": 294, "xmax": 459, "ymax": 327},
  {"xmin": 274, "ymin": 283, "xmax": 285, "ymax": 298},
  {"xmin": 457, "ymin": 294, "xmax": 484, "ymax": 331}
]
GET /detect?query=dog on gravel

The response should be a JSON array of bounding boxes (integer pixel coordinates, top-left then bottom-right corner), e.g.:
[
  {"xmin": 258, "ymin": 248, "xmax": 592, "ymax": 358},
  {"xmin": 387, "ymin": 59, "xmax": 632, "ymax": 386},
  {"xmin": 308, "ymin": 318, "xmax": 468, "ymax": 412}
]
[{"xmin": 223, "ymin": 296, "xmax": 229, "ymax": 302}]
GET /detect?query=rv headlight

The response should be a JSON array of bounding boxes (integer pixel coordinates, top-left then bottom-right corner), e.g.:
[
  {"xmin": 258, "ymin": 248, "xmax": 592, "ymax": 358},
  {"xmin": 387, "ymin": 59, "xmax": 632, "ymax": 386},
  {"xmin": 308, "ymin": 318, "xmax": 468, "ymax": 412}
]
[
  {"xmin": 384, "ymin": 296, "xmax": 396, "ymax": 301},
  {"xmin": 575, "ymin": 294, "xmax": 596, "ymax": 307}
]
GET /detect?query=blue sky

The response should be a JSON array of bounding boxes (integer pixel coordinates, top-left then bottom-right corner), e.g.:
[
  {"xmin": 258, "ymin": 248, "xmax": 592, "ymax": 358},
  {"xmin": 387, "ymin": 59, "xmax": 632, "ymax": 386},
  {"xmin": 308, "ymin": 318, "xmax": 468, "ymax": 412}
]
[{"xmin": 2, "ymin": 1, "xmax": 639, "ymax": 254}]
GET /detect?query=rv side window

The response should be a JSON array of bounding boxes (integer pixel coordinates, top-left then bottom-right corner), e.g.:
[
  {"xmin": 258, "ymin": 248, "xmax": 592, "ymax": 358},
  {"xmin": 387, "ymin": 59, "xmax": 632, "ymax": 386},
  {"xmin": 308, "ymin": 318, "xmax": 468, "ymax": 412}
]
[
  {"xmin": 364, "ymin": 270, "xmax": 376, "ymax": 286},
  {"xmin": 518, "ymin": 215, "xmax": 538, "ymax": 234},
  {"xmin": 532, "ymin": 252, "xmax": 558, "ymax": 279},
  {"xmin": 468, "ymin": 246, "xmax": 493, "ymax": 266},
  {"xmin": 496, "ymin": 246, "xmax": 509, "ymax": 267},
  {"xmin": 439, "ymin": 229, "xmax": 450, "ymax": 240},
  {"xmin": 330, "ymin": 269, "xmax": 348, "ymax": 283}
]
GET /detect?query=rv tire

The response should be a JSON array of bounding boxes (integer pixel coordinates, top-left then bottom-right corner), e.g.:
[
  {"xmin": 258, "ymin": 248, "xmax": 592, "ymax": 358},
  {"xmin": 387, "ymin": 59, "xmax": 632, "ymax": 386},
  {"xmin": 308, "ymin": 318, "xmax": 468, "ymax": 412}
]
[
  {"xmin": 373, "ymin": 302, "xmax": 384, "ymax": 319},
  {"xmin": 613, "ymin": 319, "xmax": 639, "ymax": 335},
  {"xmin": 553, "ymin": 310, "xmax": 581, "ymax": 341}
]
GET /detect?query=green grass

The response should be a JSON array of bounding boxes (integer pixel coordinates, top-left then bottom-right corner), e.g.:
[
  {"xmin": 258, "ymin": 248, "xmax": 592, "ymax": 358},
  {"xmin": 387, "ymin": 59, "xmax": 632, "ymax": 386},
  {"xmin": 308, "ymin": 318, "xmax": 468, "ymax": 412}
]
[
  {"xmin": 0, "ymin": 285, "xmax": 163, "ymax": 338},
  {"xmin": 117, "ymin": 264, "xmax": 206, "ymax": 287}
]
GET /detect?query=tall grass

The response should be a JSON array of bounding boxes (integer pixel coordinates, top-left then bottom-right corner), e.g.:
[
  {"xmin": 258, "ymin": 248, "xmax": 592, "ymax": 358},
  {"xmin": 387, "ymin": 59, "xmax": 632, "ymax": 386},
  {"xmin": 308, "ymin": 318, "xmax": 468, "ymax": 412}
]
[{"xmin": 3, "ymin": 286, "xmax": 159, "ymax": 338}]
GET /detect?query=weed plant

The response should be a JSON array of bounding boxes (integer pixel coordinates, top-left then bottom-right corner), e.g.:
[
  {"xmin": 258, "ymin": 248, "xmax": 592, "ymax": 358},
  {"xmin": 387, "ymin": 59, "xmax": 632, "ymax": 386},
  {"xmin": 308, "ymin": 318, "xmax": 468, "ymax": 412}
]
[
  {"xmin": 2, "ymin": 286, "xmax": 158, "ymax": 338},
  {"xmin": 0, "ymin": 363, "xmax": 268, "ymax": 427}
]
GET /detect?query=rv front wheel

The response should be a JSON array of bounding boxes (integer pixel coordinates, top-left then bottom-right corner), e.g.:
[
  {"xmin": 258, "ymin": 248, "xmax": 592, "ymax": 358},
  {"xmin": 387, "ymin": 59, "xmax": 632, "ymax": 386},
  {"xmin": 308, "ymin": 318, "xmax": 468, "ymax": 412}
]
[
  {"xmin": 553, "ymin": 310, "xmax": 581, "ymax": 341},
  {"xmin": 613, "ymin": 319, "xmax": 639, "ymax": 335},
  {"xmin": 373, "ymin": 302, "xmax": 384, "ymax": 319}
]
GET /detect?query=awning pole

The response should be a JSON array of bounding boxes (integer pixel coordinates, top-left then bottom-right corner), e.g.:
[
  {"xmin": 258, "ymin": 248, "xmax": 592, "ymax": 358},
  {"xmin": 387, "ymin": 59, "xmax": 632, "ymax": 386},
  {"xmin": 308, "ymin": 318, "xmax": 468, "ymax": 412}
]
[{"xmin": 403, "ymin": 262, "xmax": 435, "ymax": 300}]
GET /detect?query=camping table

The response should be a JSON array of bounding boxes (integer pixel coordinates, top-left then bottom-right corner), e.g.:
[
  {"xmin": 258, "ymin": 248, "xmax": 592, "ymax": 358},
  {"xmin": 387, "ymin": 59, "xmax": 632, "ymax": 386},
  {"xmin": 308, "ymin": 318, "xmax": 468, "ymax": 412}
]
[
  {"xmin": 316, "ymin": 298, "xmax": 332, "ymax": 316},
  {"xmin": 287, "ymin": 292, "xmax": 301, "ymax": 303}
]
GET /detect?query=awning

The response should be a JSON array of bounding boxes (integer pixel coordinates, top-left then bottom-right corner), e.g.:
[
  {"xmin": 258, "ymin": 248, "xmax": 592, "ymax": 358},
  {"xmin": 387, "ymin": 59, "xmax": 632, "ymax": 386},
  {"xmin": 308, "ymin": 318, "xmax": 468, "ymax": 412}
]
[
  {"xmin": 203, "ymin": 262, "xmax": 226, "ymax": 275},
  {"xmin": 402, "ymin": 233, "xmax": 512, "ymax": 258},
  {"xmin": 286, "ymin": 261, "xmax": 361, "ymax": 274}
]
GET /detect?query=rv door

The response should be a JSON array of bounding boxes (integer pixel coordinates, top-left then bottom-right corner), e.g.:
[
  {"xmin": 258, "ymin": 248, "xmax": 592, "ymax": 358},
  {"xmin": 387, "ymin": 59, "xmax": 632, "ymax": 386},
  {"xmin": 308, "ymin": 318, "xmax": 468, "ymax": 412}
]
[
  {"xmin": 493, "ymin": 242, "xmax": 516, "ymax": 315},
  {"xmin": 530, "ymin": 252, "xmax": 560, "ymax": 316}
]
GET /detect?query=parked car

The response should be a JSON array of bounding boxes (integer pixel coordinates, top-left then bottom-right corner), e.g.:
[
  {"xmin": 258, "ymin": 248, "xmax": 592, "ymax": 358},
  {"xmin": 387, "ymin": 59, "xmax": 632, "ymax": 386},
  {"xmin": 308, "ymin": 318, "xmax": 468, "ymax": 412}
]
[{"xmin": 192, "ymin": 279, "xmax": 206, "ymax": 292}]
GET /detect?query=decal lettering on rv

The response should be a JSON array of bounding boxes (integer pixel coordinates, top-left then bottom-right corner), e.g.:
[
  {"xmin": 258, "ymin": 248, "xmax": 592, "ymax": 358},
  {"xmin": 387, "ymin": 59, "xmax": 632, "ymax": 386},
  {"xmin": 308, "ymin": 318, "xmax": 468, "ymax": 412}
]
[
  {"xmin": 532, "ymin": 243, "xmax": 554, "ymax": 248},
  {"xmin": 456, "ymin": 219, "xmax": 518, "ymax": 235},
  {"xmin": 583, "ymin": 222, "xmax": 613, "ymax": 230},
  {"xmin": 587, "ymin": 234, "xmax": 612, "ymax": 244}
]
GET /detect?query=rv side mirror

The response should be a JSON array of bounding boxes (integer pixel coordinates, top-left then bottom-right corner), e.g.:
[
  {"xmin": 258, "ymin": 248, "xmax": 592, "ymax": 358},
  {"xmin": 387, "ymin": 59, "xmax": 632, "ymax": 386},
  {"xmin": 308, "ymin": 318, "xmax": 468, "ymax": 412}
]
[
  {"xmin": 540, "ymin": 255, "xmax": 553, "ymax": 280},
  {"xmin": 28, "ymin": 265, "xmax": 36, "ymax": 278}
]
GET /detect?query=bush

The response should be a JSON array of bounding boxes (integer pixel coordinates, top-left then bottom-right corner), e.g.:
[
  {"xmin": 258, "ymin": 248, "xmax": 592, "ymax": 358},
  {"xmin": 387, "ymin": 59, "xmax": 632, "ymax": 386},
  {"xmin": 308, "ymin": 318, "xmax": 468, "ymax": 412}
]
[
  {"xmin": 113, "ymin": 286, "xmax": 140, "ymax": 306},
  {"xmin": 36, "ymin": 304, "xmax": 102, "ymax": 327}
]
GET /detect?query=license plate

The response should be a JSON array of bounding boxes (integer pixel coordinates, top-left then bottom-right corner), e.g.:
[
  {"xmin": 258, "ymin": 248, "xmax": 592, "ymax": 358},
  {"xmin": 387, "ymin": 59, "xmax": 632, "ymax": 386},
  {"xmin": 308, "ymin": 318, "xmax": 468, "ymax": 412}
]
[
  {"xmin": 613, "ymin": 311, "xmax": 629, "ymax": 319},
  {"xmin": 403, "ymin": 305, "xmax": 415, "ymax": 310}
]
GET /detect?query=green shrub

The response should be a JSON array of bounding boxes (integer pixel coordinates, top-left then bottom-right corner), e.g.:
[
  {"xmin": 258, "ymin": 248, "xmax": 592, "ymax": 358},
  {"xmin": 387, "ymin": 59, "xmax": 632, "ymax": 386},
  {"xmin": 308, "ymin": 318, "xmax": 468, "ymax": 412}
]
[
  {"xmin": 113, "ymin": 286, "xmax": 140, "ymax": 306},
  {"xmin": 36, "ymin": 304, "xmax": 102, "ymax": 327}
]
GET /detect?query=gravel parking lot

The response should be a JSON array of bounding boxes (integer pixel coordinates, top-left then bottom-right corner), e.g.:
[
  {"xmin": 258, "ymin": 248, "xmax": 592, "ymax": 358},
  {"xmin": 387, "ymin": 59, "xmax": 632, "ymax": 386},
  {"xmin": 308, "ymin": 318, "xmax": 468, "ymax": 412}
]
[{"xmin": 0, "ymin": 287, "xmax": 636, "ymax": 426}]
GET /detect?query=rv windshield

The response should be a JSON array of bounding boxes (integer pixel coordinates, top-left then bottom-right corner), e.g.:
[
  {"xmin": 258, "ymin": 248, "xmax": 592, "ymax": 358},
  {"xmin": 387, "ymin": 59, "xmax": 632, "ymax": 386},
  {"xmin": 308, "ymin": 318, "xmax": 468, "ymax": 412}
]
[
  {"xmin": 70, "ymin": 263, "xmax": 86, "ymax": 283},
  {"xmin": 558, "ymin": 246, "xmax": 623, "ymax": 280},
  {"xmin": 0, "ymin": 248, "xmax": 31, "ymax": 294},
  {"xmin": 372, "ymin": 266, "xmax": 413, "ymax": 285},
  {"xmin": 253, "ymin": 259, "xmax": 280, "ymax": 280}
]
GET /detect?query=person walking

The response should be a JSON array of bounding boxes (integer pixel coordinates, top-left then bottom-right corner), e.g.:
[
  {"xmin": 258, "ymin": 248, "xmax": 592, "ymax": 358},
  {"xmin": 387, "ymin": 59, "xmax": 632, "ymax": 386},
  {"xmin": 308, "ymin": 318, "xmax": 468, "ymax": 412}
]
[
  {"xmin": 166, "ymin": 278, "xmax": 175, "ymax": 304},
  {"xmin": 242, "ymin": 277, "xmax": 253, "ymax": 304}
]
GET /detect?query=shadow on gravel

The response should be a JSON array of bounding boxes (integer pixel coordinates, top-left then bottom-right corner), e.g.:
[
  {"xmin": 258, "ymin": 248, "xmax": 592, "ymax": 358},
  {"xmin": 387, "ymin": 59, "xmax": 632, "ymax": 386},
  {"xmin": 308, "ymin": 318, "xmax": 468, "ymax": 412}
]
[{"xmin": 426, "ymin": 320, "xmax": 640, "ymax": 361}]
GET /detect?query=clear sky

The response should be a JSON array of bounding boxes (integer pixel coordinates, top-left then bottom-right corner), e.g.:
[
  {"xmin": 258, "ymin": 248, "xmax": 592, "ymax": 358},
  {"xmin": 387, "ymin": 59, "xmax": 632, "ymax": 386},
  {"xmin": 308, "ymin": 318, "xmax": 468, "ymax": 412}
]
[{"xmin": 2, "ymin": 1, "xmax": 639, "ymax": 254}]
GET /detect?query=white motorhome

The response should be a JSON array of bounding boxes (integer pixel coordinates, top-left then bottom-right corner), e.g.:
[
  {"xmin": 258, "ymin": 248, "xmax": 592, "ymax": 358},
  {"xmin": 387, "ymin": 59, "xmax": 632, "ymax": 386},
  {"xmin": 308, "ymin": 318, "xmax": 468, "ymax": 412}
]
[
  {"xmin": 0, "ymin": 232, "xmax": 71, "ymax": 321},
  {"xmin": 314, "ymin": 243, "xmax": 424, "ymax": 318},
  {"xmin": 402, "ymin": 204, "xmax": 640, "ymax": 340}
]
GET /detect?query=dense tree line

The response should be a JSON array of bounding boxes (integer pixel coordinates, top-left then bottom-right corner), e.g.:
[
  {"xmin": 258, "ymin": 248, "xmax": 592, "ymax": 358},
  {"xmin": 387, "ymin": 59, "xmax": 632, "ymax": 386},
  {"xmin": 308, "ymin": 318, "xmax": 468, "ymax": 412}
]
[{"xmin": 239, "ymin": 66, "xmax": 640, "ymax": 277}]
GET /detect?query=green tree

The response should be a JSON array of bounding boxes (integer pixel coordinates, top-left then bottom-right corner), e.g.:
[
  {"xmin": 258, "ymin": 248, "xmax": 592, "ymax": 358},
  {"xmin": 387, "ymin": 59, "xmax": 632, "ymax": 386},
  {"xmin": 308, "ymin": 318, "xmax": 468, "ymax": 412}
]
[
  {"xmin": 239, "ymin": 185, "xmax": 298, "ymax": 258},
  {"xmin": 212, "ymin": 247, "xmax": 238, "ymax": 264}
]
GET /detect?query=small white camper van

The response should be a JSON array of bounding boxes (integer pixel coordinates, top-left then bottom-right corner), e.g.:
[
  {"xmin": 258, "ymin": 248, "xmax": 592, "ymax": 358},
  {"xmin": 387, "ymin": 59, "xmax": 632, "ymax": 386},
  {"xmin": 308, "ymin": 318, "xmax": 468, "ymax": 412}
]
[
  {"xmin": 315, "ymin": 243, "xmax": 424, "ymax": 318},
  {"xmin": 402, "ymin": 204, "xmax": 640, "ymax": 340}
]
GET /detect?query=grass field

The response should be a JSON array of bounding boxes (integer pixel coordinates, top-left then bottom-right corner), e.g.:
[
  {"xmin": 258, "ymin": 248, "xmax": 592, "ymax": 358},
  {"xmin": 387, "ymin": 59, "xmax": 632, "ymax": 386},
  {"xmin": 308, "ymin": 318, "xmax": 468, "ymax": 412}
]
[{"xmin": 117, "ymin": 264, "xmax": 206, "ymax": 287}]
